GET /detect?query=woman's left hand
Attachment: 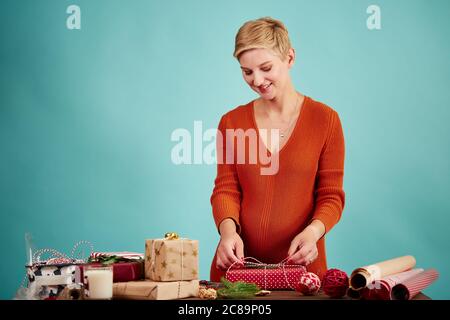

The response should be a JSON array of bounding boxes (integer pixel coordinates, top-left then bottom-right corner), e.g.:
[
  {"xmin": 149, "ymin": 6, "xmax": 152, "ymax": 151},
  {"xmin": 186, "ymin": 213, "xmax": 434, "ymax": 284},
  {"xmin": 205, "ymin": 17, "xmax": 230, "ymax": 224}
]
[{"xmin": 286, "ymin": 226, "xmax": 319, "ymax": 266}]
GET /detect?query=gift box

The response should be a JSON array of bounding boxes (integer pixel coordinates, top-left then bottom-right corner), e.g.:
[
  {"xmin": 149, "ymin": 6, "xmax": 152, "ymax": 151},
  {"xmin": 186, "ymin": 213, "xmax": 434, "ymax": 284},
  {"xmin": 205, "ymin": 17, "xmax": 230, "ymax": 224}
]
[
  {"xmin": 78, "ymin": 261, "xmax": 144, "ymax": 283},
  {"xmin": 25, "ymin": 250, "xmax": 145, "ymax": 299},
  {"xmin": 145, "ymin": 237, "xmax": 199, "ymax": 281},
  {"xmin": 113, "ymin": 280, "xmax": 199, "ymax": 300},
  {"xmin": 22, "ymin": 241, "xmax": 94, "ymax": 299},
  {"xmin": 26, "ymin": 262, "xmax": 82, "ymax": 299},
  {"xmin": 27, "ymin": 263, "xmax": 78, "ymax": 286},
  {"xmin": 225, "ymin": 264, "xmax": 307, "ymax": 290}
]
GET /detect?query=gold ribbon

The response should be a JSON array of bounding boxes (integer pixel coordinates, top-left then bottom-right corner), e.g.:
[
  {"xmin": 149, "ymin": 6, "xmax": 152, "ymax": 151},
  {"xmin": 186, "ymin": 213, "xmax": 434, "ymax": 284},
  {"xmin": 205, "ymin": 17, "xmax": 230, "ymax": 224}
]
[{"xmin": 164, "ymin": 232, "xmax": 179, "ymax": 240}]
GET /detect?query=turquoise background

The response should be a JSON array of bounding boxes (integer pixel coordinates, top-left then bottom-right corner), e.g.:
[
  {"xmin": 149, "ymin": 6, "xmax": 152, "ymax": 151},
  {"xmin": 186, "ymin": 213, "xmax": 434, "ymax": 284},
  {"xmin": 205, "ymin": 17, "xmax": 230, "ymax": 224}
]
[{"xmin": 1, "ymin": 0, "xmax": 449, "ymax": 299}]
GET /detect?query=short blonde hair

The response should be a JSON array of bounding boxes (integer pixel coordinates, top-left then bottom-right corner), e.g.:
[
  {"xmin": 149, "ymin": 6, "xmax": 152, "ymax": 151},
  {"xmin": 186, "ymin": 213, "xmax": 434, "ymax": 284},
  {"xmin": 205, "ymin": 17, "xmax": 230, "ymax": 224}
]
[{"xmin": 233, "ymin": 17, "xmax": 292, "ymax": 61}]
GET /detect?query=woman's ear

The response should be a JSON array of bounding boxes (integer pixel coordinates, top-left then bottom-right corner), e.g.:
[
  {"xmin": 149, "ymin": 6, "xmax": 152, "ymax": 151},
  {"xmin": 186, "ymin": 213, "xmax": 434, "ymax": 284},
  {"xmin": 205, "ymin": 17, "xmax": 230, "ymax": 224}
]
[{"xmin": 287, "ymin": 48, "xmax": 295, "ymax": 68}]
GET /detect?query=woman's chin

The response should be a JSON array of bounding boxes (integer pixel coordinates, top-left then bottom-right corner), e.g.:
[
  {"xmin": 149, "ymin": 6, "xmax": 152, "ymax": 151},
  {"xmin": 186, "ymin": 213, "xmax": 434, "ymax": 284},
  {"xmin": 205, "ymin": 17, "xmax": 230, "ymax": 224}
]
[
  {"xmin": 257, "ymin": 89, "xmax": 276, "ymax": 100},
  {"xmin": 260, "ymin": 93, "xmax": 276, "ymax": 100},
  {"xmin": 252, "ymin": 87, "xmax": 276, "ymax": 100}
]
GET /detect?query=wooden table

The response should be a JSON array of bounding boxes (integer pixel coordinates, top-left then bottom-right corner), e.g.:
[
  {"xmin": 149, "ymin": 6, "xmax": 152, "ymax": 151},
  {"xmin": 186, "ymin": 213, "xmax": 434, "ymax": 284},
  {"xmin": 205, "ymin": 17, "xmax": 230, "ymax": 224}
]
[
  {"xmin": 247, "ymin": 290, "xmax": 430, "ymax": 300},
  {"xmin": 186, "ymin": 290, "xmax": 430, "ymax": 300}
]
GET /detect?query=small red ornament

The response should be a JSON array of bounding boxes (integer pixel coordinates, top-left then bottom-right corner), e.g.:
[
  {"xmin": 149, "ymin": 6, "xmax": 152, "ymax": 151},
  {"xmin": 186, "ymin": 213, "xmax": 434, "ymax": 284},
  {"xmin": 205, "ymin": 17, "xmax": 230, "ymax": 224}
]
[
  {"xmin": 322, "ymin": 268, "xmax": 349, "ymax": 298},
  {"xmin": 295, "ymin": 272, "xmax": 321, "ymax": 295}
]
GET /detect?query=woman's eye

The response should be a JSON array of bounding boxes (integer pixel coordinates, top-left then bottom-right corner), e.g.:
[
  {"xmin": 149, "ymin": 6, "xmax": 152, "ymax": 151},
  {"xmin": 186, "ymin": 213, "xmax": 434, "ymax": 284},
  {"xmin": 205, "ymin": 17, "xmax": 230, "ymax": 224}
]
[
  {"xmin": 262, "ymin": 67, "xmax": 272, "ymax": 72},
  {"xmin": 244, "ymin": 71, "xmax": 252, "ymax": 76}
]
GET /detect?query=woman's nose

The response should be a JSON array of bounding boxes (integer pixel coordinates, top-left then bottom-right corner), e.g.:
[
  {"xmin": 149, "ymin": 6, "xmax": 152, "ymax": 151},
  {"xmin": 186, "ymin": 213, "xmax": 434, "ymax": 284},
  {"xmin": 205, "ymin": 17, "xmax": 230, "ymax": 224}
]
[{"xmin": 252, "ymin": 72, "xmax": 264, "ymax": 87}]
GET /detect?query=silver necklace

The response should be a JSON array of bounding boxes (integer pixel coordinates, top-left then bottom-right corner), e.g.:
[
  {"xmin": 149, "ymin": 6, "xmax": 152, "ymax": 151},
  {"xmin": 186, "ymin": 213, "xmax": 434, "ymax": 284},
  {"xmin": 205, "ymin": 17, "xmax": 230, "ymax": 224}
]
[{"xmin": 279, "ymin": 94, "xmax": 300, "ymax": 139}]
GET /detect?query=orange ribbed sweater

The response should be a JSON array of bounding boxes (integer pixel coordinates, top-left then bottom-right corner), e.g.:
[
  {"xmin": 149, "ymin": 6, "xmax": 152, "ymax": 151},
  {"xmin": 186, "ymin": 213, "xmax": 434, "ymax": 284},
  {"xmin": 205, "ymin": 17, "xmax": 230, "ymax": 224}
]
[{"xmin": 210, "ymin": 96, "xmax": 346, "ymax": 281}]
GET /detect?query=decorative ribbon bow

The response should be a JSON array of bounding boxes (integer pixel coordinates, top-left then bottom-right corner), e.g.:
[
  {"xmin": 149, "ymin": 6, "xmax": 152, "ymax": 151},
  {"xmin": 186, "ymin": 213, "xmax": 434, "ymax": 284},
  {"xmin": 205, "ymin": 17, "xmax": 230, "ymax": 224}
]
[{"xmin": 164, "ymin": 232, "xmax": 179, "ymax": 240}]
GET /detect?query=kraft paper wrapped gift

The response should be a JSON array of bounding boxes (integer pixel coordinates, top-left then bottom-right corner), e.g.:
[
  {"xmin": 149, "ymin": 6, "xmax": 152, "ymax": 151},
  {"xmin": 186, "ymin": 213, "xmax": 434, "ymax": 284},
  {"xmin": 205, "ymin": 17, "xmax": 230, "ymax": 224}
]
[
  {"xmin": 113, "ymin": 280, "xmax": 199, "ymax": 300},
  {"xmin": 145, "ymin": 238, "xmax": 199, "ymax": 281}
]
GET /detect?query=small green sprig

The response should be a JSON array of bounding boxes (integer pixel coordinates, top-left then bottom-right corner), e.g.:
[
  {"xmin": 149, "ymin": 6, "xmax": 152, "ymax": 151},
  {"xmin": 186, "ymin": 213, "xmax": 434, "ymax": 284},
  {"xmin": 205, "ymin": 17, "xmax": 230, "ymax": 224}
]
[{"xmin": 216, "ymin": 277, "xmax": 260, "ymax": 299}]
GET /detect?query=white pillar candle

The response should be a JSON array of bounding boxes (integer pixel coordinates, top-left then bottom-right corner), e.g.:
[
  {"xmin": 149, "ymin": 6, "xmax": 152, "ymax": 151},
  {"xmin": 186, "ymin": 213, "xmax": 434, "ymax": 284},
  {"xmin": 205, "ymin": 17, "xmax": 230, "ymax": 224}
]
[{"xmin": 85, "ymin": 267, "xmax": 113, "ymax": 300}]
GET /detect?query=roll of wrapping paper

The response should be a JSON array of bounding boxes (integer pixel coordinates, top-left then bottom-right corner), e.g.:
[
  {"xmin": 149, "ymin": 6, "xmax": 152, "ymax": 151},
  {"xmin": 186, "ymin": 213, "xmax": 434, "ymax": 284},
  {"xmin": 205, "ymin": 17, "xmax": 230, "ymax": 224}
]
[
  {"xmin": 346, "ymin": 287, "xmax": 362, "ymax": 299},
  {"xmin": 350, "ymin": 255, "xmax": 416, "ymax": 290},
  {"xmin": 391, "ymin": 269, "xmax": 439, "ymax": 300},
  {"xmin": 362, "ymin": 268, "xmax": 424, "ymax": 300}
]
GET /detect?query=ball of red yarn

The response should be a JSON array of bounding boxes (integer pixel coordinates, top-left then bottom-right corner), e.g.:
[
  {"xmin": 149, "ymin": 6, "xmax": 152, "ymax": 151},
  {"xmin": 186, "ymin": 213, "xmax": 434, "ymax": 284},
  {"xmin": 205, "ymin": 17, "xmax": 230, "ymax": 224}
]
[
  {"xmin": 295, "ymin": 272, "xmax": 321, "ymax": 295},
  {"xmin": 322, "ymin": 268, "xmax": 349, "ymax": 298}
]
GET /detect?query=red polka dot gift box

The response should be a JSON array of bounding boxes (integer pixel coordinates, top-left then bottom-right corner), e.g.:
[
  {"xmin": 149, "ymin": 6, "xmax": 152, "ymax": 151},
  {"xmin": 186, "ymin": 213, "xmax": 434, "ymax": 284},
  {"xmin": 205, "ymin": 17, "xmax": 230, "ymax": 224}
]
[{"xmin": 225, "ymin": 258, "xmax": 307, "ymax": 290}]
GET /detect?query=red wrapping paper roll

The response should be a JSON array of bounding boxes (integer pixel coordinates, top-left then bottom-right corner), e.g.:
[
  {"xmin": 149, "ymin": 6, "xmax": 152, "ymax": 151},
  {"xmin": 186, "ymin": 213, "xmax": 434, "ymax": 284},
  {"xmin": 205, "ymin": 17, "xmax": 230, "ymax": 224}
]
[{"xmin": 391, "ymin": 269, "xmax": 439, "ymax": 300}]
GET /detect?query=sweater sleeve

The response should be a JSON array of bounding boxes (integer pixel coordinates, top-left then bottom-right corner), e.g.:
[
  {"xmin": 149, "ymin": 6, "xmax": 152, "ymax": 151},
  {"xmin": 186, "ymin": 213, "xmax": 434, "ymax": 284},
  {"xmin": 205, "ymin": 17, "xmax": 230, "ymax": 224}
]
[
  {"xmin": 210, "ymin": 115, "xmax": 242, "ymax": 234},
  {"xmin": 311, "ymin": 110, "xmax": 346, "ymax": 234}
]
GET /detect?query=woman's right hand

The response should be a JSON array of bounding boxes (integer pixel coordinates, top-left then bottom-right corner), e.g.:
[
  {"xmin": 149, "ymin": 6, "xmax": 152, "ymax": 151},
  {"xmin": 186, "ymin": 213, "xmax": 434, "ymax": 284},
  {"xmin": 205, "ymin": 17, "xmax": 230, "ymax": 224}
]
[
  {"xmin": 216, "ymin": 232, "xmax": 245, "ymax": 270},
  {"xmin": 216, "ymin": 219, "xmax": 245, "ymax": 270}
]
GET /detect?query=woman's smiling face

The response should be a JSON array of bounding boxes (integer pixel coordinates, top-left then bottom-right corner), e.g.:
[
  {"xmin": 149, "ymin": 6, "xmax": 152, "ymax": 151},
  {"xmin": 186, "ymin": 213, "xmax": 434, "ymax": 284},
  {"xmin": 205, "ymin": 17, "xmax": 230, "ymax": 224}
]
[{"xmin": 239, "ymin": 47, "xmax": 294, "ymax": 100}]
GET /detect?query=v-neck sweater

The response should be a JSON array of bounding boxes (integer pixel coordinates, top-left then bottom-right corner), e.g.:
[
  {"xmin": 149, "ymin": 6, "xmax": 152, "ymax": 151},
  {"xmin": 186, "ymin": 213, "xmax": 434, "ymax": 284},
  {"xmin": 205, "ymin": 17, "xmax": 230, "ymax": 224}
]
[{"xmin": 210, "ymin": 96, "xmax": 346, "ymax": 281}]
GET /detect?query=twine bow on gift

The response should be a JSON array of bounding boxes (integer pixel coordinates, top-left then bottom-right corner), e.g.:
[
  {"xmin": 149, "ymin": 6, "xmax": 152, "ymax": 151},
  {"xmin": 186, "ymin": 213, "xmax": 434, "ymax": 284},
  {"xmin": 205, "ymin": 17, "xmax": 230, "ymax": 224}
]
[{"xmin": 225, "ymin": 257, "xmax": 307, "ymax": 290}]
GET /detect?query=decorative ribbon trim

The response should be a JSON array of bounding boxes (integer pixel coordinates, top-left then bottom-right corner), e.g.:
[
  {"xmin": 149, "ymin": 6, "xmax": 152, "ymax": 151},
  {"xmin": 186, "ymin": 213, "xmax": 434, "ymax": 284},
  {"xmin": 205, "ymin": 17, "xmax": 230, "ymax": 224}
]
[{"xmin": 32, "ymin": 240, "xmax": 94, "ymax": 265}]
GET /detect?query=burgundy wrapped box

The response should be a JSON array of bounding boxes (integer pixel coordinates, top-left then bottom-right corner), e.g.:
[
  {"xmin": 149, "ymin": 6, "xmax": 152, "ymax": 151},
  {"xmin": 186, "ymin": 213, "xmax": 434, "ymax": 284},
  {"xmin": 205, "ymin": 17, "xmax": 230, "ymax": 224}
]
[
  {"xmin": 225, "ymin": 265, "xmax": 307, "ymax": 290},
  {"xmin": 78, "ymin": 261, "xmax": 144, "ymax": 283}
]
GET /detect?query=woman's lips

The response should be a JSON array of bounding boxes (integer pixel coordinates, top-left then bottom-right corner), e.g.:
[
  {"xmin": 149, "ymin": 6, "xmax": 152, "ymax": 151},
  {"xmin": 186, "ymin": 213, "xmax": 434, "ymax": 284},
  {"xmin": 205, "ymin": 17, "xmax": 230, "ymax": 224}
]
[{"xmin": 258, "ymin": 83, "xmax": 272, "ymax": 94}]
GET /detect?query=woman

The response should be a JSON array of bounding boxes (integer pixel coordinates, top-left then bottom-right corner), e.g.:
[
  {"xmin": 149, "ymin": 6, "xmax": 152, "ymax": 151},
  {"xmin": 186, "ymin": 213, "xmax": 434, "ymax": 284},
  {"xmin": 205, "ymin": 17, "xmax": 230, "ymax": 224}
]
[{"xmin": 210, "ymin": 17, "xmax": 345, "ymax": 282}]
